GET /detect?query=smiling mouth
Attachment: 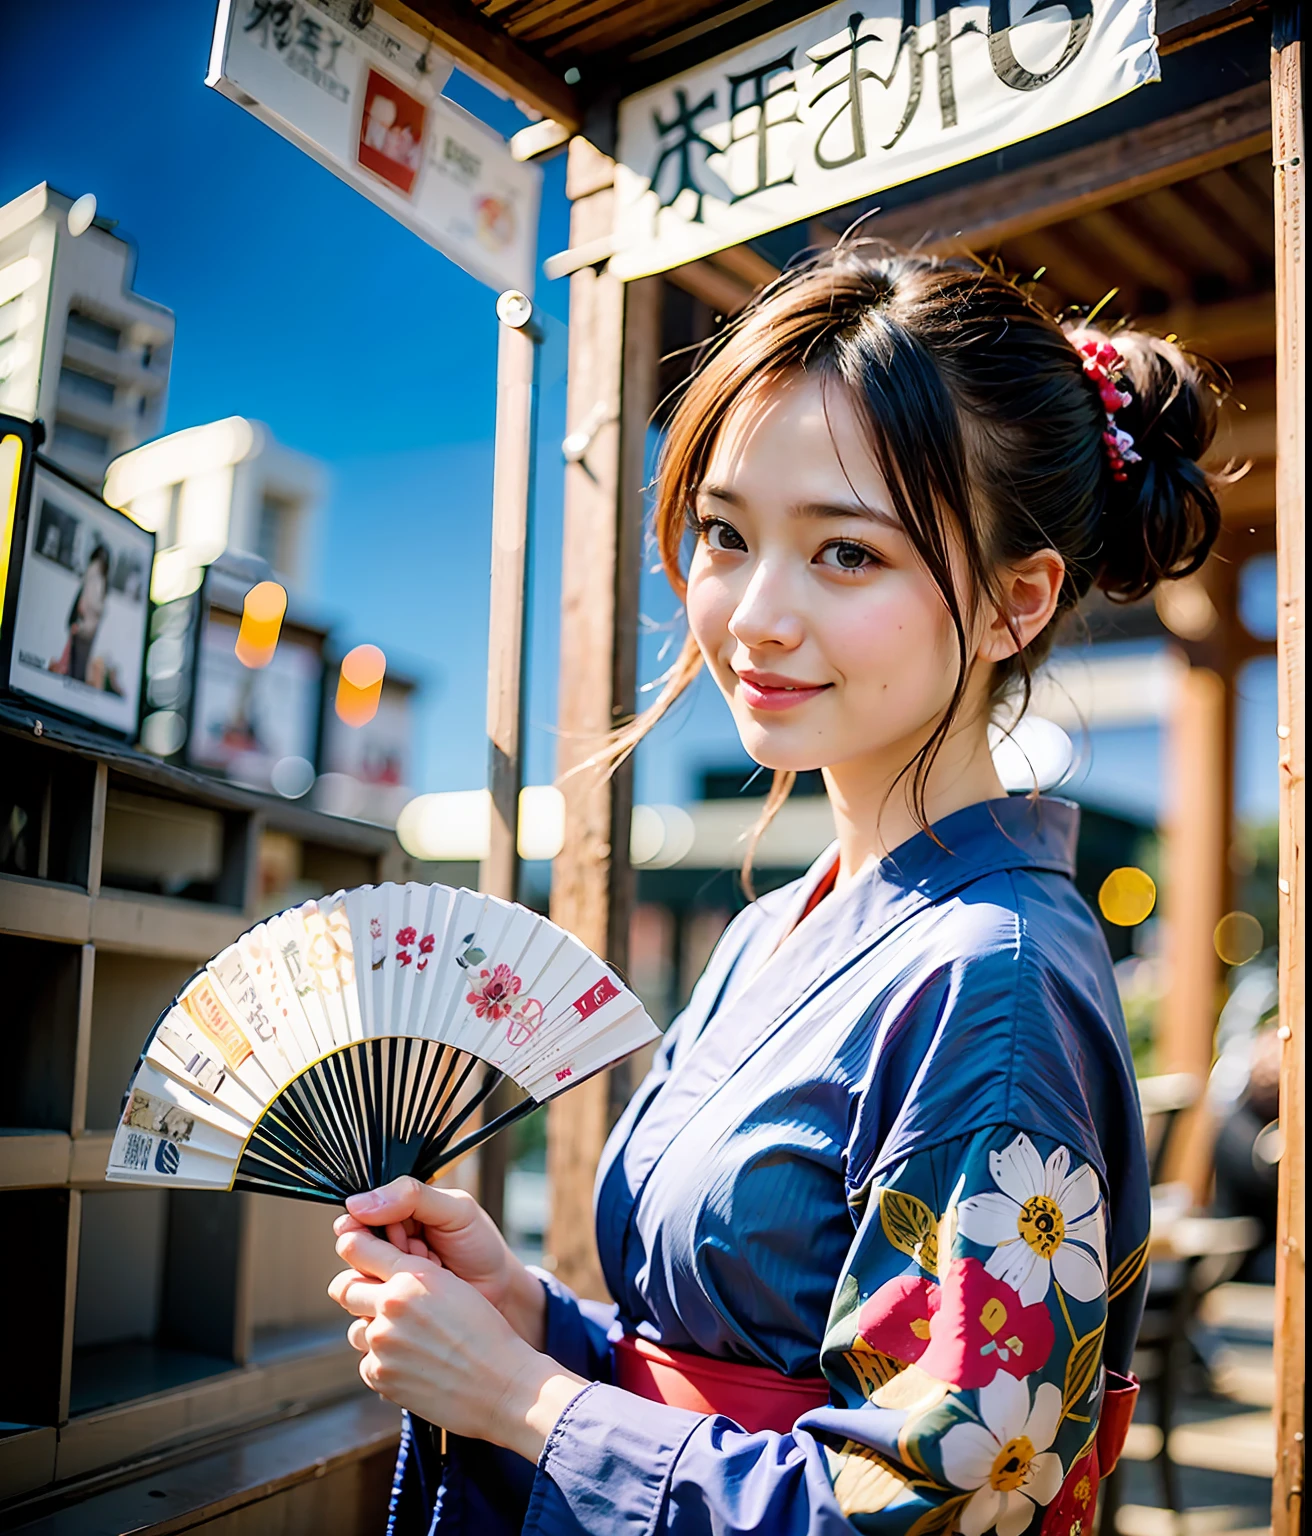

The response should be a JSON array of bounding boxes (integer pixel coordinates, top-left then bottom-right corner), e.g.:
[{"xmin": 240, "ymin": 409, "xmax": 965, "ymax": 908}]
[{"xmin": 734, "ymin": 672, "xmax": 832, "ymax": 712}]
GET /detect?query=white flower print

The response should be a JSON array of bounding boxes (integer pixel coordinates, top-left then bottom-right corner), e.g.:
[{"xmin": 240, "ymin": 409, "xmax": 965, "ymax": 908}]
[
  {"xmin": 956, "ymin": 1134, "xmax": 1107, "ymax": 1306},
  {"xmin": 940, "ymin": 1374, "xmax": 1066, "ymax": 1536}
]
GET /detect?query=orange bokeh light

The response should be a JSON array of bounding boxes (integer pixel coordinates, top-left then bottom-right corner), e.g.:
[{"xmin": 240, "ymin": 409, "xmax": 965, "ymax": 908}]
[
  {"xmin": 234, "ymin": 581, "xmax": 287, "ymax": 669},
  {"xmin": 336, "ymin": 643, "xmax": 386, "ymax": 727}
]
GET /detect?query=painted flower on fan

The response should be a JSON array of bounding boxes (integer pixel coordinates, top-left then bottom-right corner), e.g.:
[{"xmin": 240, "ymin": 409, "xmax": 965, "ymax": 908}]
[
  {"xmin": 396, "ymin": 926, "xmax": 417, "ymax": 946},
  {"xmin": 918, "ymin": 1258, "xmax": 1054, "ymax": 1389},
  {"xmin": 856, "ymin": 1274, "xmax": 940, "ymax": 1364},
  {"xmin": 957, "ymin": 1135, "xmax": 1106, "ymax": 1306},
  {"xmin": 467, "ymin": 963, "xmax": 522, "ymax": 1020},
  {"xmin": 939, "ymin": 1374, "xmax": 1065, "ymax": 1536}
]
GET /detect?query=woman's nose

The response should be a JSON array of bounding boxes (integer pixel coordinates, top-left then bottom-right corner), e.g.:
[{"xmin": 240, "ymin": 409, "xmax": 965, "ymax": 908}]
[{"xmin": 727, "ymin": 561, "xmax": 805, "ymax": 650}]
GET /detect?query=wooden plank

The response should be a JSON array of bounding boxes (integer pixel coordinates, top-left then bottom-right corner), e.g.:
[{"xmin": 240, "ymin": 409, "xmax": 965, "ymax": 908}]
[
  {"xmin": 1154, "ymin": 292, "xmax": 1275, "ymax": 362},
  {"xmin": 10, "ymin": 1400, "xmax": 399, "ymax": 1529},
  {"xmin": 0, "ymin": 1427, "xmax": 56, "ymax": 1504},
  {"xmin": 52, "ymin": 1346, "xmax": 366, "ymax": 1484},
  {"xmin": 667, "ymin": 256, "xmax": 758, "ymax": 316},
  {"xmin": 69, "ymin": 945, "xmax": 94, "ymax": 1137},
  {"xmin": 0, "ymin": 877, "xmax": 90, "ymax": 945},
  {"xmin": 380, "ymin": 0, "xmax": 581, "ymax": 130},
  {"xmin": 545, "ymin": 147, "xmax": 661, "ymax": 1299},
  {"xmin": 88, "ymin": 891, "xmax": 244, "ymax": 960},
  {"xmin": 821, "ymin": 84, "xmax": 1271, "ymax": 257},
  {"xmin": 1159, "ymin": 666, "xmax": 1230, "ymax": 1197},
  {"xmin": 67, "ymin": 1132, "xmax": 112, "ymax": 1186},
  {"xmin": 1270, "ymin": 6, "xmax": 1305, "ymax": 1533},
  {"xmin": 1157, "ymin": 0, "xmax": 1264, "ymax": 50},
  {"xmin": 85, "ymin": 761, "xmax": 106, "ymax": 898},
  {"xmin": 0, "ymin": 1132, "xmax": 71, "ymax": 1189},
  {"xmin": 10, "ymin": 1396, "xmax": 397, "ymax": 1535}
]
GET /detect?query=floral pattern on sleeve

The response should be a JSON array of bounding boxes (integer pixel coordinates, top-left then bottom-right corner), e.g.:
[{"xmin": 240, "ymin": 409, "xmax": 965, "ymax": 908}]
[{"xmin": 819, "ymin": 1128, "xmax": 1110, "ymax": 1536}]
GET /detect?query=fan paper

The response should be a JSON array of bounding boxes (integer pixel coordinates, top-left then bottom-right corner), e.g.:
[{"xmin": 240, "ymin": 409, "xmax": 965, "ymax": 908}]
[{"xmin": 106, "ymin": 882, "xmax": 659, "ymax": 1203}]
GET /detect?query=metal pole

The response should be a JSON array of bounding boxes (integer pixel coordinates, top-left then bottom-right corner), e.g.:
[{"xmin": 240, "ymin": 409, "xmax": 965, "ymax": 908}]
[{"xmin": 477, "ymin": 288, "xmax": 539, "ymax": 1227}]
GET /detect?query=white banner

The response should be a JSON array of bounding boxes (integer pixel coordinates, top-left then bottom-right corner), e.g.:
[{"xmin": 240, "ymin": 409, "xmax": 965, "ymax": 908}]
[
  {"xmin": 208, "ymin": 0, "xmax": 541, "ymax": 294},
  {"xmin": 613, "ymin": 0, "xmax": 1158, "ymax": 279}
]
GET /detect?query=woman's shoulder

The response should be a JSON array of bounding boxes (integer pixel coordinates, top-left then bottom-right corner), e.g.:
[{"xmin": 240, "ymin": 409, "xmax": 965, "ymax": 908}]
[{"xmin": 854, "ymin": 864, "xmax": 1140, "ymax": 1187}]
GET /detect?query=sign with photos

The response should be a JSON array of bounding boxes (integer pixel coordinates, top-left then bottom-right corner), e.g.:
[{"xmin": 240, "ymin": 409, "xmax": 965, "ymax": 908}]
[
  {"xmin": 207, "ymin": 0, "xmax": 541, "ymax": 294},
  {"xmin": 611, "ymin": 0, "xmax": 1159, "ymax": 279},
  {"xmin": 0, "ymin": 418, "xmax": 153, "ymax": 738},
  {"xmin": 187, "ymin": 576, "xmax": 326, "ymax": 794}
]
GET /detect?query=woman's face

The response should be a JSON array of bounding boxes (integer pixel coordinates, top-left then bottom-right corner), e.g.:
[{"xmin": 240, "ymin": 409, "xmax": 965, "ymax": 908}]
[{"xmin": 685, "ymin": 371, "xmax": 980, "ymax": 777}]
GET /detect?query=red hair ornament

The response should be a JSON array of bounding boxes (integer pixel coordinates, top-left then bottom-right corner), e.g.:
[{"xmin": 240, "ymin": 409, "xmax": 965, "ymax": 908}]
[{"xmin": 1071, "ymin": 334, "xmax": 1142, "ymax": 483}]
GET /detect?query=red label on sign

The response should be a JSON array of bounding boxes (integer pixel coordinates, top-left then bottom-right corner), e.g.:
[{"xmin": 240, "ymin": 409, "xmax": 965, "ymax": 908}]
[
  {"xmin": 572, "ymin": 975, "xmax": 620, "ymax": 1021},
  {"xmin": 555, "ymin": 1067, "xmax": 573, "ymax": 1082}
]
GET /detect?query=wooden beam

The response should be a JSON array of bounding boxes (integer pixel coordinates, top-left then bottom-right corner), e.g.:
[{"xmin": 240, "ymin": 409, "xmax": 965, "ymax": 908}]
[
  {"xmin": 840, "ymin": 84, "xmax": 1270, "ymax": 256},
  {"xmin": 380, "ymin": 0, "xmax": 581, "ymax": 131},
  {"xmin": 545, "ymin": 145, "xmax": 661, "ymax": 1299},
  {"xmin": 1270, "ymin": 6, "xmax": 1305, "ymax": 1533},
  {"xmin": 1153, "ymin": 292, "xmax": 1276, "ymax": 362},
  {"xmin": 667, "ymin": 256, "xmax": 758, "ymax": 316},
  {"xmin": 1159, "ymin": 664, "xmax": 1230, "ymax": 1196}
]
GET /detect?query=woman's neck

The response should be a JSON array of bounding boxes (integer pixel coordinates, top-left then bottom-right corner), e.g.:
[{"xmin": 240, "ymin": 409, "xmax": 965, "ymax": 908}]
[{"xmin": 822, "ymin": 717, "xmax": 1006, "ymax": 886}]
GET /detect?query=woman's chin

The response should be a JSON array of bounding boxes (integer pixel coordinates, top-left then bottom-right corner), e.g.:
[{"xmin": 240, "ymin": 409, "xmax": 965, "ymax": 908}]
[{"xmin": 732, "ymin": 719, "xmax": 830, "ymax": 775}]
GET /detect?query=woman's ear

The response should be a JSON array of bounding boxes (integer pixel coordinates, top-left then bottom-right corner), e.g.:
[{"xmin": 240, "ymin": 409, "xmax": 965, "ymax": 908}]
[{"xmin": 978, "ymin": 550, "xmax": 1066, "ymax": 662}]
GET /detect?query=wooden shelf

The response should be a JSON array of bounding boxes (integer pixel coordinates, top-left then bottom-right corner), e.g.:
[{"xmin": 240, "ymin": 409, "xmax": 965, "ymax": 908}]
[{"xmin": 0, "ymin": 716, "xmax": 402, "ymax": 1514}]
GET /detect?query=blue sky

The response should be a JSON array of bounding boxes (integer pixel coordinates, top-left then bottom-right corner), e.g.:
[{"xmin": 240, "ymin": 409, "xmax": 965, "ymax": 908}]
[{"xmin": 2, "ymin": 3, "xmax": 1278, "ymax": 826}]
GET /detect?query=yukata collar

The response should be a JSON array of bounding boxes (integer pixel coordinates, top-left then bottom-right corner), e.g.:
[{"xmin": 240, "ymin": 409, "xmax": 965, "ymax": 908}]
[{"xmin": 774, "ymin": 795, "xmax": 1080, "ymax": 956}]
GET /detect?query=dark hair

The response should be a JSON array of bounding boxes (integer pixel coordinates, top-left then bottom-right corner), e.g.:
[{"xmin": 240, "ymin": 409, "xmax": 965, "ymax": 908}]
[{"xmin": 602, "ymin": 242, "xmax": 1225, "ymax": 875}]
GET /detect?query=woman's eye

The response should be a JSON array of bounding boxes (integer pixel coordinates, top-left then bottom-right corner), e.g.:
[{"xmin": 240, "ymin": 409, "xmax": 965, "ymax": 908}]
[
  {"xmin": 817, "ymin": 540, "xmax": 879, "ymax": 572},
  {"xmin": 703, "ymin": 518, "xmax": 747, "ymax": 553}
]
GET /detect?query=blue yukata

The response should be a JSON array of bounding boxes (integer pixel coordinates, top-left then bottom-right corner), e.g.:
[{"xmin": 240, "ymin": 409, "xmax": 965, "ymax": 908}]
[{"xmin": 389, "ymin": 796, "xmax": 1151, "ymax": 1536}]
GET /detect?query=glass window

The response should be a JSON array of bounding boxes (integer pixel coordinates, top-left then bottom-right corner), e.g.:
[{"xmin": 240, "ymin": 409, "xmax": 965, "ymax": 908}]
[
  {"xmin": 59, "ymin": 365, "xmax": 116, "ymax": 405},
  {"xmin": 65, "ymin": 309, "xmax": 121, "ymax": 351},
  {"xmin": 54, "ymin": 418, "xmax": 111, "ymax": 458}
]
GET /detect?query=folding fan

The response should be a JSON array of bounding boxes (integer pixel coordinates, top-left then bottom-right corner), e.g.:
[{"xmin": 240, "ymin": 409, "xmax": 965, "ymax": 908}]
[{"xmin": 105, "ymin": 882, "xmax": 659, "ymax": 1203}]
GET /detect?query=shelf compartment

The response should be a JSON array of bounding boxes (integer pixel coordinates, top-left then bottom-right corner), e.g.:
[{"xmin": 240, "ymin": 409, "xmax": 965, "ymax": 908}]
[
  {"xmin": 70, "ymin": 1188, "xmax": 246, "ymax": 1418},
  {"xmin": 102, "ymin": 777, "xmax": 249, "ymax": 905},
  {"xmin": 84, "ymin": 952, "xmax": 207, "ymax": 1131},
  {"xmin": 0, "ymin": 935, "xmax": 84, "ymax": 1133},
  {"xmin": 0, "ymin": 735, "xmax": 100, "ymax": 887},
  {"xmin": 0, "ymin": 1189, "xmax": 76, "ymax": 1426}
]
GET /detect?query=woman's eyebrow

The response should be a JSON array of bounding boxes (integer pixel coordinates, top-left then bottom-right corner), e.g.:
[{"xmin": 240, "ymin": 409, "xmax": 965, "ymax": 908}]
[
  {"xmin": 697, "ymin": 484, "xmax": 899, "ymax": 528},
  {"xmin": 791, "ymin": 498, "xmax": 900, "ymax": 529}
]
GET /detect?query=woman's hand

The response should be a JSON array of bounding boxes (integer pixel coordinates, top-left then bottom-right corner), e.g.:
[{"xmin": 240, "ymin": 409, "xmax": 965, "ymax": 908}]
[
  {"xmin": 329, "ymin": 1224, "xmax": 585, "ymax": 1461},
  {"xmin": 334, "ymin": 1177, "xmax": 548, "ymax": 1350}
]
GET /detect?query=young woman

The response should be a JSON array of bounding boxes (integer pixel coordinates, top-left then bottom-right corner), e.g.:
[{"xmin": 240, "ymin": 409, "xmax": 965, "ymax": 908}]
[{"xmin": 329, "ymin": 245, "xmax": 1223, "ymax": 1536}]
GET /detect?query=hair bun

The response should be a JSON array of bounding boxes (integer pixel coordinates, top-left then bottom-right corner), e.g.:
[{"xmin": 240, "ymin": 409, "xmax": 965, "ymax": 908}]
[{"xmin": 1072, "ymin": 326, "xmax": 1226, "ymax": 603}]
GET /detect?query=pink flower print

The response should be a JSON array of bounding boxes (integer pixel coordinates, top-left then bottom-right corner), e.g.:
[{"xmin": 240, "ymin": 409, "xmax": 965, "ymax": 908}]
[
  {"xmin": 396, "ymin": 950, "xmax": 413, "ymax": 966},
  {"xmin": 467, "ymin": 963, "xmax": 521, "ymax": 1020},
  {"xmin": 856, "ymin": 1274, "xmax": 940, "ymax": 1366},
  {"xmin": 418, "ymin": 933, "xmax": 435, "ymax": 954},
  {"xmin": 918, "ymin": 1258, "xmax": 1054, "ymax": 1390},
  {"xmin": 370, "ymin": 918, "xmax": 382, "ymax": 939},
  {"xmin": 396, "ymin": 926, "xmax": 417, "ymax": 947}
]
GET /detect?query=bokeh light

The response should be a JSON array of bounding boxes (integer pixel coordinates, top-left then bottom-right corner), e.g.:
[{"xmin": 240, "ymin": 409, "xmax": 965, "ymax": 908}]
[
  {"xmin": 336, "ymin": 643, "xmax": 386, "ymax": 727},
  {"xmin": 234, "ymin": 580, "xmax": 287, "ymax": 669},
  {"xmin": 1214, "ymin": 910, "xmax": 1263, "ymax": 966},
  {"xmin": 1099, "ymin": 866, "xmax": 1157, "ymax": 927}
]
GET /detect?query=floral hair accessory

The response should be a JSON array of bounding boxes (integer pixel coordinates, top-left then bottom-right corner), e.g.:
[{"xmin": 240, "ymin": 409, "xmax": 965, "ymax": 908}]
[{"xmin": 1071, "ymin": 333, "xmax": 1142, "ymax": 483}]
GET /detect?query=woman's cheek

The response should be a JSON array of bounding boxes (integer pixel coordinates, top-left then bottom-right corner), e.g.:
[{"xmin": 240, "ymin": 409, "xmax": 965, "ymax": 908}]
[{"xmin": 685, "ymin": 564, "xmax": 733, "ymax": 661}]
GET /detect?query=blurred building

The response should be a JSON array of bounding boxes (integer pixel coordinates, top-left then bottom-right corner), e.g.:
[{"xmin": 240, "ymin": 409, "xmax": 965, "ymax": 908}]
[
  {"xmin": 0, "ymin": 183, "xmax": 174, "ymax": 487},
  {"xmin": 104, "ymin": 416, "xmax": 325, "ymax": 603}
]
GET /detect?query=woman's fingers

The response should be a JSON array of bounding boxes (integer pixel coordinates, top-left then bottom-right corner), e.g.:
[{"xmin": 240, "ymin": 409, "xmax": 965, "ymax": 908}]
[
  {"xmin": 335, "ymin": 1223, "xmax": 441, "ymax": 1283},
  {"xmin": 345, "ymin": 1176, "xmax": 483, "ymax": 1235},
  {"xmin": 328, "ymin": 1267, "xmax": 381, "ymax": 1317},
  {"xmin": 347, "ymin": 1317, "xmax": 369, "ymax": 1353}
]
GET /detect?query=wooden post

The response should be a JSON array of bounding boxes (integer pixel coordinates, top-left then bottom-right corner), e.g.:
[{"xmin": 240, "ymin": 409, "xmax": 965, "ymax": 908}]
[
  {"xmin": 545, "ymin": 139, "xmax": 663, "ymax": 1298},
  {"xmin": 1159, "ymin": 664, "xmax": 1229, "ymax": 1195},
  {"xmin": 1270, "ymin": 5, "xmax": 1305, "ymax": 1531},
  {"xmin": 477, "ymin": 289, "xmax": 539, "ymax": 1228}
]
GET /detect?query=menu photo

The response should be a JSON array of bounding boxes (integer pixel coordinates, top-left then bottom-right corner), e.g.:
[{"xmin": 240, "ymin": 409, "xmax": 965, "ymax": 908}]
[{"xmin": 5, "ymin": 461, "xmax": 153, "ymax": 737}]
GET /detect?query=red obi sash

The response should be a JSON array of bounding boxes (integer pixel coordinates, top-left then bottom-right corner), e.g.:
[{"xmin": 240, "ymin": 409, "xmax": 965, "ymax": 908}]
[{"xmin": 612, "ymin": 1335, "xmax": 829, "ymax": 1435}]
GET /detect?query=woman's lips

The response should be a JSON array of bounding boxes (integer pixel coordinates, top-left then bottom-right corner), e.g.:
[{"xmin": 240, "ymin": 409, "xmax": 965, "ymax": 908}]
[{"xmin": 735, "ymin": 673, "xmax": 832, "ymax": 712}]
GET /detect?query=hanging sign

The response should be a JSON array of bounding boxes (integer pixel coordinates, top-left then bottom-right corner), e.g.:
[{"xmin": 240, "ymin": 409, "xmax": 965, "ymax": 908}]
[
  {"xmin": 611, "ymin": 0, "xmax": 1158, "ymax": 280},
  {"xmin": 207, "ymin": 0, "xmax": 541, "ymax": 294}
]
